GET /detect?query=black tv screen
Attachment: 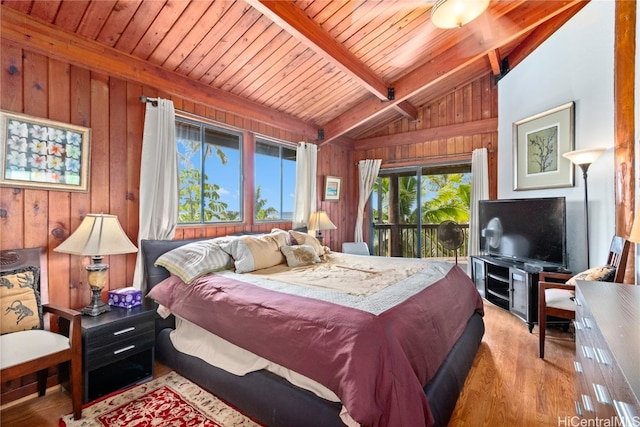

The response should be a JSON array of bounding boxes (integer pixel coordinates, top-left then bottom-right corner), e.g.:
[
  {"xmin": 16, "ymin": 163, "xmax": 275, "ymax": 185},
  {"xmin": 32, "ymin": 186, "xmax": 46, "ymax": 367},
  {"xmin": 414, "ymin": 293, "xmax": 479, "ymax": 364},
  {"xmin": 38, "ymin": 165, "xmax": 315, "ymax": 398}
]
[{"xmin": 478, "ymin": 197, "xmax": 567, "ymax": 267}]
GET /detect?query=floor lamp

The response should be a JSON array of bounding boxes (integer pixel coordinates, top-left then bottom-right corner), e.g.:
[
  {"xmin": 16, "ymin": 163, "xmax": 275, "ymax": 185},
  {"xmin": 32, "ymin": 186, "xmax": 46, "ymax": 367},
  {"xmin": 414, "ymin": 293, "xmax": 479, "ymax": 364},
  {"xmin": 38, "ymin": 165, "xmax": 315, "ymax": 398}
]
[{"xmin": 562, "ymin": 147, "xmax": 607, "ymax": 268}]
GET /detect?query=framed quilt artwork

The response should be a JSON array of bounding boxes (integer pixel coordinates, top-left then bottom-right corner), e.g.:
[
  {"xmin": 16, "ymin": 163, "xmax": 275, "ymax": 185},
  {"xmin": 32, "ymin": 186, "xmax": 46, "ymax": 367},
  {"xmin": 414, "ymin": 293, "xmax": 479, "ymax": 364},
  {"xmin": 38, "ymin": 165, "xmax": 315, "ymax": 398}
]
[{"xmin": 0, "ymin": 111, "xmax": 91, "ymax": 192}]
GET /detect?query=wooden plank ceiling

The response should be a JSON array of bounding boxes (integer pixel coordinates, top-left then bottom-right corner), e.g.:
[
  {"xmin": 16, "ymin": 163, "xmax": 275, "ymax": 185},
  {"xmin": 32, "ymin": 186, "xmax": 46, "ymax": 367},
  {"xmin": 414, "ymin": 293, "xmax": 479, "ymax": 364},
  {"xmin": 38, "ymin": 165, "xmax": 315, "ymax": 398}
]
[{"xmin": 1, "ymin": 0, "xmax": 588, "ymax": 145}]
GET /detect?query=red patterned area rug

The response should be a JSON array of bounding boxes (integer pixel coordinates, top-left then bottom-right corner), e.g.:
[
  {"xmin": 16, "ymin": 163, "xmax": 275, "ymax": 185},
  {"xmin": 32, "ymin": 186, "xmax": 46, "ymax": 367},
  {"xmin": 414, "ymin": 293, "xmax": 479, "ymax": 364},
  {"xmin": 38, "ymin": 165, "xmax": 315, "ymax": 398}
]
[{"xmin": 60, "ymin": 371, "xmax": 261, "ymax": 427}]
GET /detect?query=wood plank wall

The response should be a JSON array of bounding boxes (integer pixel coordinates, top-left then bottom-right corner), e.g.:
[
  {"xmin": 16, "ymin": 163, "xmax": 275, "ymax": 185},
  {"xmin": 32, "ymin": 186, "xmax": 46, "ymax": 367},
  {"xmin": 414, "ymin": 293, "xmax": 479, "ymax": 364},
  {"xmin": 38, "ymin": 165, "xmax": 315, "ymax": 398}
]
[{"xmin": 351, "ymin": 74, "xmax": 499, "ymax": 242}]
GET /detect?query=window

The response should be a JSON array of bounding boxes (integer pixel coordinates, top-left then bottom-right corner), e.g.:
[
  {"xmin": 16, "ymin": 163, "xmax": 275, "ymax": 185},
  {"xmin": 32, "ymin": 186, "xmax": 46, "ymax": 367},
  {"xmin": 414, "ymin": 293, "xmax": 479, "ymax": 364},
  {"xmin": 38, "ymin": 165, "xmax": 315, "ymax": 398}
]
[
  {"xmin": 371, "ymin": 164, "xmax": 471, "ymax": 257},
  {"xmin": 254, "ymin": 140, "xmax": 296, "ymax": 221},
  {"xmin": 176, "ymin": 118, "xmax": 242, "ymax": 224}
]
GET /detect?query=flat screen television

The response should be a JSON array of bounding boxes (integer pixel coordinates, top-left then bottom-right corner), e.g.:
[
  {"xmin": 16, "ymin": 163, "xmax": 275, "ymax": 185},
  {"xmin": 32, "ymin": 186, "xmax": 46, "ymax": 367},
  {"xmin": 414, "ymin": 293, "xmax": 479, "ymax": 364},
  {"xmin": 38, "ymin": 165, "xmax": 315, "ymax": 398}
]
[{"xmin": 478, "ymin": 197, "xmax": 567, "ymax": 268}]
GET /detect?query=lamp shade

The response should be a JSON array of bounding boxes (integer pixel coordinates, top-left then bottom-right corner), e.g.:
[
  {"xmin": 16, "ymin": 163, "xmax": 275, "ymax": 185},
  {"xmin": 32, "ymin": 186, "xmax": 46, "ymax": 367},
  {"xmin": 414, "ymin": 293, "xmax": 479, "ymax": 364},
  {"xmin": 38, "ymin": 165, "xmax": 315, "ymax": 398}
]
[
  {"xmin": 308, "ymin": 211, "xmax": 337, "ymax": 232},
  {"xmin": 431, "ymin": 0, "xmax": 490, "ymax": 29},
  {"xmin": 55, "ymin": 214, "xmax": 138, "ymax": 257},
  {"xmin": 562, "ymin": 147, "xmax": 607, "ymax": 166}
]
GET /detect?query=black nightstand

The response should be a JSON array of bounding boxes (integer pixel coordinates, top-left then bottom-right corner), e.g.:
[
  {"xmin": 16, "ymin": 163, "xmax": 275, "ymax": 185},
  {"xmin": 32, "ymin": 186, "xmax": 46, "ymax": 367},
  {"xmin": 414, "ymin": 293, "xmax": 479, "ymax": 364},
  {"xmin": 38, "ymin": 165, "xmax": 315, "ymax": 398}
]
[{"xmin": 81, "ymin": 303, "xmax": 155, "ymax": 403}]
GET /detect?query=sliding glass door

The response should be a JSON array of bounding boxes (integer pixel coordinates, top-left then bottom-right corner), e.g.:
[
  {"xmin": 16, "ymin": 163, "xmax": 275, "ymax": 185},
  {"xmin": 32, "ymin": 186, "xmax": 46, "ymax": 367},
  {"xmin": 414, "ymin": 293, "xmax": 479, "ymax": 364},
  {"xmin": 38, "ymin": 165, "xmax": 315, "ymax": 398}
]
[{"xmin": 370, "ymin": 164, "xmax": 471, "ymax": 259}]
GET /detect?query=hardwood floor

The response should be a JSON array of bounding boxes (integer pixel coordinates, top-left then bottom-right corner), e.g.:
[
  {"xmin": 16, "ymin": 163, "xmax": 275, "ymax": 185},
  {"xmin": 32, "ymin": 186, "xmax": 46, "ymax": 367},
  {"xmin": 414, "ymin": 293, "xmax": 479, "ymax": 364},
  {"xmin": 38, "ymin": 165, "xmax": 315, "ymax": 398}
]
[
  {"xmin": 1, "ymin": 300, "xmax": 575, "ymax": 427},
  {"xmin": 449, "ymin": 301, "xmax": 576, "ymax": 426}
]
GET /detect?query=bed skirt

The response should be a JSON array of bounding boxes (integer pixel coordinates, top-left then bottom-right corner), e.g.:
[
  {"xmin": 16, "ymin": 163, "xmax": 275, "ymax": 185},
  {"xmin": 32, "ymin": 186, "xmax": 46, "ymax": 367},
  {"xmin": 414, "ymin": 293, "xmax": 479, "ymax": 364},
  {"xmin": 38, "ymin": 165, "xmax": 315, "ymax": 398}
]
[{"xmin": 154, "ymin": 311, "xmax": 484, "ymax": 427}]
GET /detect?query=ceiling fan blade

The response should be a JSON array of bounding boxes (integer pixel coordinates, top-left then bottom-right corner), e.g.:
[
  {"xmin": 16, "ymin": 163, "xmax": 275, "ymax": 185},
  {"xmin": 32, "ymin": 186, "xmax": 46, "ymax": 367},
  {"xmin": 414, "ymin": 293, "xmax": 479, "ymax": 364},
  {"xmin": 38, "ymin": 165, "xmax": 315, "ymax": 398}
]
[
  {"xmin": 466, "ymin": 7, "xmax": 518, "ymax": 46},
  {"xmin": 386, "ymin": 23, "xmax": 439, "ymax": 69},
  {"xmin": 351, "ymin": 0, "xmax": 433, "ymax": 24}
]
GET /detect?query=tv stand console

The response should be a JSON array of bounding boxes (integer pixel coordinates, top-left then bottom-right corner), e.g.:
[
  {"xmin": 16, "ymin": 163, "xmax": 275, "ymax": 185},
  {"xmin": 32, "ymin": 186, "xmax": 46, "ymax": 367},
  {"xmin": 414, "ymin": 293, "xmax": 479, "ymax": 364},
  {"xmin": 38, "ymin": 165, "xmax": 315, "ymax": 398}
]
[{"xmin": 470, "ymin": 255, "xmax": 540, "ymax": 332}]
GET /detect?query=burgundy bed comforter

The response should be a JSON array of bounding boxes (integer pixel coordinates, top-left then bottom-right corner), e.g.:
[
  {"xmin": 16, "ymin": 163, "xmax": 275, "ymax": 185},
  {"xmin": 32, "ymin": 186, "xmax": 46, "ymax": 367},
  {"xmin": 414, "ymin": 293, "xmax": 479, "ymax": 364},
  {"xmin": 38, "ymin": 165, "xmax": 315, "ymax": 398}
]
[{"xmin": 147, "ymin": 264, "xmax": 483, "ymax": 427}]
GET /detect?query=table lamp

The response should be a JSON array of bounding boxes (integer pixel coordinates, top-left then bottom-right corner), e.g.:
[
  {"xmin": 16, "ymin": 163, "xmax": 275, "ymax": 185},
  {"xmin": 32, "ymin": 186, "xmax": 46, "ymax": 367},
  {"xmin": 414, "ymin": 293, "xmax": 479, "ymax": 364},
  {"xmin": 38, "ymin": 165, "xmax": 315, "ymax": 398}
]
[
  {"xmin": 55, "ymin": 214, "xmax": 138, "ymax": 316},
  {"xmin": 308, "ymin": 211, "xmax": 336, "ymax": 246}
]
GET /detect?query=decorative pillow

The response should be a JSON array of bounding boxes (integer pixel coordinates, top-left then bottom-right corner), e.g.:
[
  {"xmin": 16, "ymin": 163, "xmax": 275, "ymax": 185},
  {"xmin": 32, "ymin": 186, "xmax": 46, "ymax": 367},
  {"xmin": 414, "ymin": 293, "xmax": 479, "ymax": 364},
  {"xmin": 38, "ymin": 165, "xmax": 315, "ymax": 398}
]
[
  {"xmin": 220, "ymin": 230, "xmax": 289, "ymax": 273},
  {"xmin": 0, "ymin": 266, "xmax": 43, "ymax": 335},
  {"xmin": 155, "ymin": 238, "xmax": 234, "ymax": 284},
  {"xmin": 281, "ymin": 245, "xmax": 321, "ymax": 267},
  {"xmin": 566, "ymin": 265, "xmax": 616, "ymax": 286},
  {"xmin": 271, "ymin": 228, "xmax": 296, "ymax": 246},
  {"xmin": 288, "ymin": 230, "xmax": 325, "ymax": 257}
]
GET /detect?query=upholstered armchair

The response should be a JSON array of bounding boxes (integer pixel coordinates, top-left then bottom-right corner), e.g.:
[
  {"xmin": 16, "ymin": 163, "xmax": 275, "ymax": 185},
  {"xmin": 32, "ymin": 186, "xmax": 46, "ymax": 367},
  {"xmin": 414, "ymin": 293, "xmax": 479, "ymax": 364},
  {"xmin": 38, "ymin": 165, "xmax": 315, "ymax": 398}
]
[{"xmin": 0, "ymin": 248, "xmax": 82, "ymax": 420}]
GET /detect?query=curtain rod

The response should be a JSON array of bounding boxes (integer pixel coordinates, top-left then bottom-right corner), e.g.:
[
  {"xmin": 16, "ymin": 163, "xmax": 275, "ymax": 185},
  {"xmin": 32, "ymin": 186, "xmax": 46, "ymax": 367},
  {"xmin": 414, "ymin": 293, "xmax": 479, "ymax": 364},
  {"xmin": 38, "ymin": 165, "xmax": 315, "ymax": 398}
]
[
  {"xmin": 354, "ymin": 148, "xmax": 494, "ymax": 166},
  {"xmin": 139, "ymin": 96, "xmax": 158, "ymax": 107}
]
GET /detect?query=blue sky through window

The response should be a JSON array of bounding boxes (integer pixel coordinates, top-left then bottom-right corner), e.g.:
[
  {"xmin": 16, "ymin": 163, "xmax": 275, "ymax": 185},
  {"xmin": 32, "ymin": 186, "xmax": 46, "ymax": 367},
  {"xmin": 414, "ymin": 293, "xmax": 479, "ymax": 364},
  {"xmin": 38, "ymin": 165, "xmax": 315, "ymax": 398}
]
[{"xmin": 176, "ymin": 118, "xmax": 294, "ymax": 222}]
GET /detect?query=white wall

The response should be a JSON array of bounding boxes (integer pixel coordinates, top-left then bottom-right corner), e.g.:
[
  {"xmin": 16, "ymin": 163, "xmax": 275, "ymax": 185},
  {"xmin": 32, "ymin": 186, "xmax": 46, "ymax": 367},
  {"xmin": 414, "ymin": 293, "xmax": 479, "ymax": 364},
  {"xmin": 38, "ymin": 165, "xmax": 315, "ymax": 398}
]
[{"xmin": 497, "ymin": 1, "xmax": 616, "ymax": 273}]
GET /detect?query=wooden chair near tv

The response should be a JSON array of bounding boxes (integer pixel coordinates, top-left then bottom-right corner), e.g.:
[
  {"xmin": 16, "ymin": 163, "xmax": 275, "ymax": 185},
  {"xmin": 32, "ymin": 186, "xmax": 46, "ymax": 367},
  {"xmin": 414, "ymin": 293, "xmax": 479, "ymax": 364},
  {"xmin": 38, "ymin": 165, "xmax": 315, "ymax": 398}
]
[{"xmin": 538, "ymin": 235, "xmax": 630, "ymax": 359}]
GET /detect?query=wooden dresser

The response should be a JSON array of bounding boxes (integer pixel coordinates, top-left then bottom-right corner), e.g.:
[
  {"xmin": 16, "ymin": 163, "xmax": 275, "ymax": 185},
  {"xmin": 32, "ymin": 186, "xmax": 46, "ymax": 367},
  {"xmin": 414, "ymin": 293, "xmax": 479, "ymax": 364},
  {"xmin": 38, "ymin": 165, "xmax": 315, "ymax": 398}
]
[{"xmin": 574, "ymin": 280, "xmax": 640, "ymax": 424}]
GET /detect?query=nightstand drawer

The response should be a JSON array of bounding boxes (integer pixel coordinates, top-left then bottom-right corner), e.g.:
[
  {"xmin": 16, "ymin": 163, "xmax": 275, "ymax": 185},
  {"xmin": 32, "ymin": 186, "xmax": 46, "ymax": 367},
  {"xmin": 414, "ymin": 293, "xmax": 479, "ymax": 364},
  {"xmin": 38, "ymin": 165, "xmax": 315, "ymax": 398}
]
[
  {"xmin": 85, "ymin": 318, "xmax": 154, "ymax": 349},
  {"xmin": 85, "ymin": 331, "xmax": 154, "ymax": 371},
  {"xmin": 83, "ymin": 311, "xmax": 155, "ymax": 347}
]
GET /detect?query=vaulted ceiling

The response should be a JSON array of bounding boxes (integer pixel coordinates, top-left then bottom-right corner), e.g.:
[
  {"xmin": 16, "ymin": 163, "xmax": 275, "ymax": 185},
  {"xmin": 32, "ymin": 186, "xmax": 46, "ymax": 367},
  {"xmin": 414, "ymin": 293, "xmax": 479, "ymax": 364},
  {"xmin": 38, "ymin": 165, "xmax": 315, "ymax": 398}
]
[{"xmin": 1, "ymin": 0, "xmax": 588, "ymax": 144}]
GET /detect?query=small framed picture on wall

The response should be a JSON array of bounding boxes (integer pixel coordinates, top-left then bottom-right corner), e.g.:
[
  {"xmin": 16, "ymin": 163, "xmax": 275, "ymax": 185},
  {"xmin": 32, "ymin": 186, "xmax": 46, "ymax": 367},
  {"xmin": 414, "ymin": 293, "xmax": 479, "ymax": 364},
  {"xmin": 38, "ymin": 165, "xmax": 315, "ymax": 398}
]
[{"xmin": 324, "ymin": 176, "xmax": 341, "ymax": 201}]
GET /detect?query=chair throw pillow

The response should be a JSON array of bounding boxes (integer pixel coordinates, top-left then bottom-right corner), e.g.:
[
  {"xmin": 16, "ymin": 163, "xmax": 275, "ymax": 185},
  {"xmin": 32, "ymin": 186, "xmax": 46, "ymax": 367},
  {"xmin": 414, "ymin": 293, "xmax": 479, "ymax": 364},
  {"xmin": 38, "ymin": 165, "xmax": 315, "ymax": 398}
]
[
  {"xmin": 566, "ymin": 265, "xmax": 616, "ymax": 286},
  {"xmin": 0, "ymin": 266, "xmax": 43, "ymax": 335}
]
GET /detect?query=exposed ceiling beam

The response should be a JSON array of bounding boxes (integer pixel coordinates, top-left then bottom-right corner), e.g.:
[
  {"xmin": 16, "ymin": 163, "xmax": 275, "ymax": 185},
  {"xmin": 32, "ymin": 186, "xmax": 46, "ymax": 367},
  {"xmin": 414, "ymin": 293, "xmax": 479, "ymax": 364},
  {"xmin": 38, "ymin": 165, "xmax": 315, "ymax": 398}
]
[
  {"xmin": 0, "ymin": 6, "xmax": 317, "ymax": 140},
  {"xmin": 487, "ymin": 49, "xmax": 502, "ymax": 76},
  {"xmin": 354, "ymin": 118, "xmax": 498, "ymax": 151},
  {"xmin": 393, "ymin": 101, "xmax": 419, "ymax": 121},
  {"xmin": 244, "ymin": 0, "xmax": 418, "ymax": 119},
  {"xmin": 321, "ymin": 0, "xmax": 586, "ymax": 144},
  {"xmin": 244, "ymin": 0, "xmax": 388, "ymax": 99}
]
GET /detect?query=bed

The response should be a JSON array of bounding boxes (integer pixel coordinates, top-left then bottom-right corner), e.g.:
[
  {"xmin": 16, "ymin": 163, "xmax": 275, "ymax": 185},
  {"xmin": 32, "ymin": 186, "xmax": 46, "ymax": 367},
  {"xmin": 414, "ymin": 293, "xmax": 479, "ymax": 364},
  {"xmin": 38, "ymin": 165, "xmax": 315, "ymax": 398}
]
[{"xmin": 142, "ymin": 230, "xmax": 484, "ymax": 427}]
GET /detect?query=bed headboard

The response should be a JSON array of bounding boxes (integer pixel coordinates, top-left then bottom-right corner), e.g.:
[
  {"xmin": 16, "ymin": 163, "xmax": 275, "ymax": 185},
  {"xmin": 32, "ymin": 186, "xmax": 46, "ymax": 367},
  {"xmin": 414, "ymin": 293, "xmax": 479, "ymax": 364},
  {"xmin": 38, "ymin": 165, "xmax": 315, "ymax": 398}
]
[
  {"xmin": 141, "ymin": 238, "xmax": 206, "ymax": 291},
  {"xmin": 141, "ymin": 228, "xmax": 307, "ymax": 291}
]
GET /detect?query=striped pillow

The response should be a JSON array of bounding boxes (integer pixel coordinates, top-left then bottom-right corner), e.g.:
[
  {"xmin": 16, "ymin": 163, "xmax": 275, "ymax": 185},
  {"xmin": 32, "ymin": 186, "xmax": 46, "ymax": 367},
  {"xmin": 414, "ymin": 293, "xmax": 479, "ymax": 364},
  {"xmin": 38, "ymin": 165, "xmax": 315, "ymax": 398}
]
[{"xmin": 154, "ymin": 238, "xmax": 234, "ymax": 284}]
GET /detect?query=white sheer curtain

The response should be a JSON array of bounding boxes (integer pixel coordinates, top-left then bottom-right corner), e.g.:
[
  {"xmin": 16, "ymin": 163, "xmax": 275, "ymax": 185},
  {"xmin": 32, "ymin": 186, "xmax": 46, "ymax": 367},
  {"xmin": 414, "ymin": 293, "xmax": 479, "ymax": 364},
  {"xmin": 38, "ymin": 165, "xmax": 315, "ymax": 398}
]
[
  {"xmin": 133, "ymin": 99, "xmax": 179, "ymax": 290},
  {"xmin": 355, "ymin": 159, "xmax": 381, "ymax": 242},
  {"xmin": 468, "ymin": 148, "xmax": 489, "ymax": 270},
  {"xmin": 292, "ymin": 142, "xmax": 317, "ymax": 229}
]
